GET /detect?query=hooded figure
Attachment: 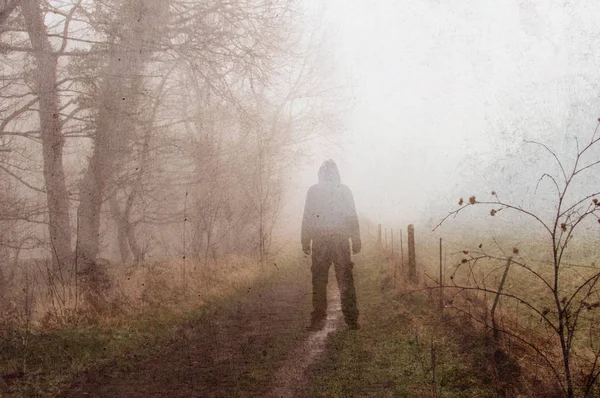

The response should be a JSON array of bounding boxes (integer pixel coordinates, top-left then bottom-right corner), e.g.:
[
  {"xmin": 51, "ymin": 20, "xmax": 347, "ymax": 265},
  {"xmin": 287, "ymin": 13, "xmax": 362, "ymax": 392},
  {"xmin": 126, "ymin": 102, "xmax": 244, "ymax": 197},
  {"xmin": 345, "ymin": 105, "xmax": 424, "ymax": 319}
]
[{"xmin": 301, "ymin": 160, "xmax": 361, "ymax": 330}]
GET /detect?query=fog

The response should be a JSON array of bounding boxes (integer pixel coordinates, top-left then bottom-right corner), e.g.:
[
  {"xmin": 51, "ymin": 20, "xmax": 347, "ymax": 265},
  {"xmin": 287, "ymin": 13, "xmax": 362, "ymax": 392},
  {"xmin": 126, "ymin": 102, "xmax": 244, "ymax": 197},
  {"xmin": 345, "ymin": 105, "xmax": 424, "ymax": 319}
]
[
  {"xmin": 1, "ymin": 0, "xmax": 600, "ymax": 319},
  {"xmin": 290, "ymin": 0, "xmax": 600, "ymax": 233},
  {"xmin": 2, "ymin": 1, "xmax": 600, "ymax": 395}
]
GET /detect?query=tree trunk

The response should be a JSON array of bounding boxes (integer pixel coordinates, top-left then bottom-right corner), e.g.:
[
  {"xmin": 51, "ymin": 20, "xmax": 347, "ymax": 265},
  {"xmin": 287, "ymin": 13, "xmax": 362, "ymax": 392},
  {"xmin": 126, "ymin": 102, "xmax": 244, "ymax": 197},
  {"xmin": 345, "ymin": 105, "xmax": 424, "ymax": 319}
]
[
  {"xmin": 108, "ymin": 194, "xmax": 142, "ymax": 263},
  {"xmin": 122, "ymin": 128, "xmax": 150, "ymax": 264},
  {"xmin": 108, "ymin": 197, "xmax": 130, "ymax": 263},
  {"xmin": 76, "ymin": 0, "xmax": 169, "ymax": 268},
  {"xmin": 76, "ymin": 160, "xmax": 104, "ymax": 268},
  {"xmin": 21, "ymin": 0, "xmax": 73, "ymax": 275},
  {"xmin": 126, "ymin": 221, "xmax": 142, "ymax": 263}
]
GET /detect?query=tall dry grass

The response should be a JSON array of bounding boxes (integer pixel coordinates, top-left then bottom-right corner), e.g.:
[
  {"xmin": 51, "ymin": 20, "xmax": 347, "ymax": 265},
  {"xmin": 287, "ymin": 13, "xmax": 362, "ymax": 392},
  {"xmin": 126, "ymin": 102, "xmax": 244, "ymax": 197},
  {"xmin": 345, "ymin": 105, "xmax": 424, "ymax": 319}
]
[{"xmin": 0, "ymin": 254, "xmax": 270, "ymax": 335}]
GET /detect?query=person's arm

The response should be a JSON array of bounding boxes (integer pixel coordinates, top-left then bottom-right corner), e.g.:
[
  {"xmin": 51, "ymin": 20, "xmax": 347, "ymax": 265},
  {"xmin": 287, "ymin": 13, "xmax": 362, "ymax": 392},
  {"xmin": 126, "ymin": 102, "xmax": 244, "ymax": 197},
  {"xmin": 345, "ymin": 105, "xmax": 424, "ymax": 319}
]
[
  {"xmin": 301, "ymin": 187, "xmax": 314, "ymax": 254},
  {"xmin": 345, "ymin": 187, "xmax": 361, "ymax": 254}
]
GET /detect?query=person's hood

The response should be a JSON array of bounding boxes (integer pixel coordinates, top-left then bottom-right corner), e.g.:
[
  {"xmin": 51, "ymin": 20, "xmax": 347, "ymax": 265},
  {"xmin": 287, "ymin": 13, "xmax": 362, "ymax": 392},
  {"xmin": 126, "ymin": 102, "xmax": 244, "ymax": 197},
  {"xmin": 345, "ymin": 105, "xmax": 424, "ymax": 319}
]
[{"xmin": 318, "ymin": 159, "xmax": 341, "ymax": 185}]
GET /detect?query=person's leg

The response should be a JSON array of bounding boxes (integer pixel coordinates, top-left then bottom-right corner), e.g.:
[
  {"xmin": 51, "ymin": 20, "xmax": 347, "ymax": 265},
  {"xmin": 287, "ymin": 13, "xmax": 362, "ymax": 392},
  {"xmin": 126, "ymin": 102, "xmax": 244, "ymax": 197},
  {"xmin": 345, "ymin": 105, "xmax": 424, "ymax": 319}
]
[
  {"xmin": 309, "ymin": 244, "xmax": 330, "ymax": 329},
  {"xmin": 333, "ymin": 239, "xmax": 359, "ymax": 328}
]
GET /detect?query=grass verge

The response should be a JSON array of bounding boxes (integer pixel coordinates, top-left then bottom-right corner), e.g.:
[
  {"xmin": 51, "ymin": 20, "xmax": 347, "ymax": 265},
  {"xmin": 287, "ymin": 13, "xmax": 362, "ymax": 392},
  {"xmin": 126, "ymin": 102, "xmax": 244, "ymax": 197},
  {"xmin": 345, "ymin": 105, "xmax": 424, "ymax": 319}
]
[{"xmin": 305, "ymin": 251, "xmax": 499, "ymax": 397}]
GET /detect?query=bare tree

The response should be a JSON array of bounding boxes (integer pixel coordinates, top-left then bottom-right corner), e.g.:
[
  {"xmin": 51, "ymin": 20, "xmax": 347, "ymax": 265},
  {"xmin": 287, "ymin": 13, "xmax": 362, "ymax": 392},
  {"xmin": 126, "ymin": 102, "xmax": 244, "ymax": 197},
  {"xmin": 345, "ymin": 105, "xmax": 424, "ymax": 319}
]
[
  {"xmin": 75, "ymin": 0, "xmax": 170, "ymax": 270},
  {"xmin": 19, "ymin": 0, "xmax": 72, "ymax": 272},
  {"xmin": 435, "ymin": 120, "xmax": 600, "ymax": 397},
  {"xmin": 0, "ymin": 0, "xmax": 100, "ymax": 277}
]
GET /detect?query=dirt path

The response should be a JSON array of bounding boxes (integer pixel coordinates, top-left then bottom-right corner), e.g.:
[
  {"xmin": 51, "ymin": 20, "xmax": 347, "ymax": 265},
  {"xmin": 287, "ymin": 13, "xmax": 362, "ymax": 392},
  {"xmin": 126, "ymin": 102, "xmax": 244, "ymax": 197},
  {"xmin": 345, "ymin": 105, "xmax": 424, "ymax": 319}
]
[
  {"xmin": 268, "ymin": 290, "xmax": 342, "ymax": 397},
  {"xmin": 62, "ymin": 263, "xmax": 344, "ymax": 398}
]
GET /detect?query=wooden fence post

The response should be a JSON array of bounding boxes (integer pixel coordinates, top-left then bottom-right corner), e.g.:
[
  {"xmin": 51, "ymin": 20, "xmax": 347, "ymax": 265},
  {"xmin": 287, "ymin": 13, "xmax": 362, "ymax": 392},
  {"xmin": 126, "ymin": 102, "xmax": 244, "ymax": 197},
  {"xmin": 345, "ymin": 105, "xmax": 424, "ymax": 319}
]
[
  {"xmin": 408, "ymin": 224, "xmax": 417, "ymax": 283},
  {"xmin": 391, "ymin": 229, "xmax": 396, "ymax": 282},
  {"xmin": 385, "ymin": 228, "xmax": 388, "ymax": 249},
  {"xmin": 400, "ymin": 229, "xmax": 404, "ymax": 271},
  {"xmin": 492, "ymin": 257, "xmax": 512, "ymax": 342},
  {"xmin": 439, "ymin": 237, "xmax": 443, "ymax": 310}
]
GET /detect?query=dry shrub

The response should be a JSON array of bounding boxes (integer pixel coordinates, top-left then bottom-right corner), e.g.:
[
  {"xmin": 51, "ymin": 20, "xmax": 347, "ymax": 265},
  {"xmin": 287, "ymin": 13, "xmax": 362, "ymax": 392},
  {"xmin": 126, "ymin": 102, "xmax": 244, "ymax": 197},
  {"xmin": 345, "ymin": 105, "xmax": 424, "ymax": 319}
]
[
  {"xmin": 78, "ymin": 259, "xmax": 112, "ymax": 315},
  {"xmin": 139, "ymin": 262, "xmax": 184, "ymax": 307},
  {"xmin": 0, "ymin": 301, "xmax": 22, "ymax": 339},
  {"xmin": 440, "ymin": 286, "xmax": 564, "ymax": 397},
  {"xmin": 140, "ymin": 266, "xmax": 174, "ymax": 307},
  {"xmin": 0, "ymin": 260, "xmax": 40, "ymax": 333}
]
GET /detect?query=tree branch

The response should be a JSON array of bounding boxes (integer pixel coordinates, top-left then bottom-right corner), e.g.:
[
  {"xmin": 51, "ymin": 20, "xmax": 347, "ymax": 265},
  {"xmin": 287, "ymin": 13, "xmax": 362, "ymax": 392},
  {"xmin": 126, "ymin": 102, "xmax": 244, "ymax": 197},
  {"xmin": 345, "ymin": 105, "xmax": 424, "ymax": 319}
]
[{"xmin": 0, "ymin": 164, "xmax": 45, "ymax": 192}]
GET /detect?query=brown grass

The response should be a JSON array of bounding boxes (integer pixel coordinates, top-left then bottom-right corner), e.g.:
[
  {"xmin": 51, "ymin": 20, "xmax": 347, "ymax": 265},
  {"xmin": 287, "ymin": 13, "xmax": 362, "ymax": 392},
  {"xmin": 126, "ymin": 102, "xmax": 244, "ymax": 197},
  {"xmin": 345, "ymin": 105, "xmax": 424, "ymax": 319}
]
[{"xmin": 0, "ymin": 254, "xmax": 269, "ymax": 335}]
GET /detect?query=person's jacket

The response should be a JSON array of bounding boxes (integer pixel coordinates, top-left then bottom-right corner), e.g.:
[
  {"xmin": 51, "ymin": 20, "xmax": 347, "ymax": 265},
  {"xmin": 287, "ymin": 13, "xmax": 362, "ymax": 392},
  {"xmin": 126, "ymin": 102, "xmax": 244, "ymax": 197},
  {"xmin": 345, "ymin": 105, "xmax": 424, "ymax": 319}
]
[{"xmin": 301, "ymin": 160, "xmax": 361, "ymax": 253}]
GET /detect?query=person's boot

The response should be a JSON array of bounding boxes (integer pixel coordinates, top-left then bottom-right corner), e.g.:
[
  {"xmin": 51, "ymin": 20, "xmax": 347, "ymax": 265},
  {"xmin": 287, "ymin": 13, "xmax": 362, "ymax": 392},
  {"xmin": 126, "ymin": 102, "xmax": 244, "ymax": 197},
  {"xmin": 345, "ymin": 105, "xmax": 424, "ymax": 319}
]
[
  {"xmin": 306, "ymin": 317, "xmax": 326, "ymax": 331},
  {"xmin": 347, "ymin": 319, "xmax": 360, "ymax": 330}
]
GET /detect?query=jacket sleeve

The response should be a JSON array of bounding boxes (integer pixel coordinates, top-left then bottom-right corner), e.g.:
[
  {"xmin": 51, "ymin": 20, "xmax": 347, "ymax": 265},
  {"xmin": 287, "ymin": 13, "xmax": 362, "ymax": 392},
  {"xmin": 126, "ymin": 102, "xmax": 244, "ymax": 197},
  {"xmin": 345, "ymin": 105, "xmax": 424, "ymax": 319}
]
[
  {"xmin": 344, "ymin": 187, "xmax": 361, "ymax": 249},
  {"xmin": 301, "ymin": 187, "xmax": 314, "ymax": 251}
]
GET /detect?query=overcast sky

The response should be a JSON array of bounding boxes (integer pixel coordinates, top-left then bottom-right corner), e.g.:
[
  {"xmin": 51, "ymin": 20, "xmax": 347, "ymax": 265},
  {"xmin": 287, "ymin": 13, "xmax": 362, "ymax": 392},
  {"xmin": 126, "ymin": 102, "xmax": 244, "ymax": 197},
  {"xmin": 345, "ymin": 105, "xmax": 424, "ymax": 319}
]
[{"xmin": 286, "ymin": 0, "xmax": 600, "ymax": 232}]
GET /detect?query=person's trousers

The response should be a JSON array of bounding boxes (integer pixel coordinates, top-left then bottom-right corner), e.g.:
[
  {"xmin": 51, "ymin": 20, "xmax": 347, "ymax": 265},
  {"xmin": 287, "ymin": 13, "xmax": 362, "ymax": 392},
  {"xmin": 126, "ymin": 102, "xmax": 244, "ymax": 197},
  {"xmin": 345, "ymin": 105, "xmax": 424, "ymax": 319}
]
[{"xmin": 311, "ymin": 238, "xmax": 358, "ymax": 325}]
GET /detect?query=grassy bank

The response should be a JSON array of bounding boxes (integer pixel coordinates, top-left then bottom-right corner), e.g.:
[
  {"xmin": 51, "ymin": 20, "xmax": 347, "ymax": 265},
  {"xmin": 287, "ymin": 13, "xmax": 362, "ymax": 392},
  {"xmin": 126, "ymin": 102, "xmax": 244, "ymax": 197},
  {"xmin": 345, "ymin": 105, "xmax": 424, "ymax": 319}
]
[{"xmin": 306, "ymin": 251, "xmax": 501, "ymax": 397}]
